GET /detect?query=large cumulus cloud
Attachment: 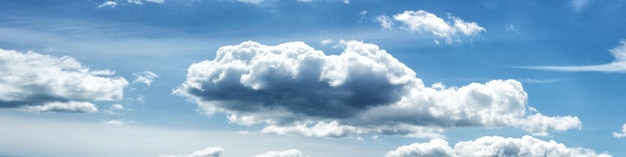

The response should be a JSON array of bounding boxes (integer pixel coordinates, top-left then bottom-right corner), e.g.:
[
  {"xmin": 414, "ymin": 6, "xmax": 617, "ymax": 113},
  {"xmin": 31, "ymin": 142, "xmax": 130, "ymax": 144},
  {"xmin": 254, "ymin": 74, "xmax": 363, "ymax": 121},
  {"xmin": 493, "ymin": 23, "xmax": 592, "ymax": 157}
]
[
  {"xmin": 175, "ymin": 40, "xmax": 581, "ymax": 138},
  {"xmin": 386, "ymin": 135, "xmax": 611, "ymax": 157},
  {"xmin": 0, "ymin": 49, "xmax": 128, "ymax": 112}
]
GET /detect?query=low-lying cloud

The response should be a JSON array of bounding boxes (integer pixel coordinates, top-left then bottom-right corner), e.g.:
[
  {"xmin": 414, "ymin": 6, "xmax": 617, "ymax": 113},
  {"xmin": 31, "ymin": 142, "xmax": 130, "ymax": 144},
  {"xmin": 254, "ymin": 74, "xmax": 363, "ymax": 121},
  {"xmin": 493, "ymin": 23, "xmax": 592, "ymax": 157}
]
[
  {"xmin": 175, "ymin": 41, "xmax": 581, "ymax": 138},
  {"xmin": 386, "ymin": 135, "xmax": 611, "ymax": 157},
  {"xmin": 0, "ymin": 49, "xmax": 128, "ymax": 113}
]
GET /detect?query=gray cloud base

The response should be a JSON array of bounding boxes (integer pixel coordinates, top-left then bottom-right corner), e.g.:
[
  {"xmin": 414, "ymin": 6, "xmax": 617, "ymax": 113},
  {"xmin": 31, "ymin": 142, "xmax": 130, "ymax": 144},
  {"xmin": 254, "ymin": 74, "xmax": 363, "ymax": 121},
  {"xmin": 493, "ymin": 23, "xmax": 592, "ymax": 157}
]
[{"xmin": 176, "ymin": 40, "xmax": 582, "ymax": 138}]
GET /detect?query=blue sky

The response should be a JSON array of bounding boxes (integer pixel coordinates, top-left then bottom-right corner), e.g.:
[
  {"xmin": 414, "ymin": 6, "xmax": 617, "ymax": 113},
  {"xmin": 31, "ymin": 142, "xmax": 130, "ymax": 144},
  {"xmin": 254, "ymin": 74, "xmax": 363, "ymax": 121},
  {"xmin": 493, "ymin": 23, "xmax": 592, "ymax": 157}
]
[{"xmin": 1, "ymin": 0, "xmax": 626, "ymax": 156}]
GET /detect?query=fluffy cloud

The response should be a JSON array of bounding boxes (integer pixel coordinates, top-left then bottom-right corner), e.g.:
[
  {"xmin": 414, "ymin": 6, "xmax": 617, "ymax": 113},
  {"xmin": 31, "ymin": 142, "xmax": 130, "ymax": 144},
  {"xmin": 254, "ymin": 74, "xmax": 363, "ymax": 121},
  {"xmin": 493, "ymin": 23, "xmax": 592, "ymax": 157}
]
[
  {"xmin": 133, "ymin": 71, "xmax": 159, "ymax": 86},
  {"xmin": 252, "ymin": 149, "xmax": 304, "ymax": 157},
  {"xmin": 160, "ymin": 147, "xmax": 224, "ymax": 157},
  {"xmin": 387, "ymin": 136, "xmax": 611, "ymax": 157},
  {"xmin": 0, "ymin": 49, "xmax": 128, "ymax": 112},
  {"xmin": 518, "ymin": 40, "xmax": 626, "ymax": 72},
  {"xmin": 175, "ymin": 41, "xmax": 581, "ymax": 138},
  {"xmin": 103, "ymin": 120, "xmax": 126, "ymax": 126},
  {"xmin": 376, "ymin": 10, "xmax": 485, "ymax": 44},
  {"xmin": 613, "ymin": 123, "xmax": 626, "ymax": 138}
]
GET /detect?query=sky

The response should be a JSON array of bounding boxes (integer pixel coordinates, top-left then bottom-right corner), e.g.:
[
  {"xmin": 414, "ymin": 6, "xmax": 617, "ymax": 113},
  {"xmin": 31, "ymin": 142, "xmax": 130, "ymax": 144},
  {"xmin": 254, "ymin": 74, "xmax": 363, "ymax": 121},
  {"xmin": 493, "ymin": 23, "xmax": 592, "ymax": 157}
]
[{"xmin": 1, "ymin": 0, "xmax": 626, "ymax": 156}]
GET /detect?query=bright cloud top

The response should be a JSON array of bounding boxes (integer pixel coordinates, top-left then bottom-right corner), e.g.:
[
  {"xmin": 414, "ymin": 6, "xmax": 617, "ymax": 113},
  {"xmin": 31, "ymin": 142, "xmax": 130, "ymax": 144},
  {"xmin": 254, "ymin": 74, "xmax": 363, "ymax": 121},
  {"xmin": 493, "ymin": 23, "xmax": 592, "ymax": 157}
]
[
  {"xmin": 160, "ymin": 147, "xmax": 224, "ymax": 157},
  {"xmin": 252, "ymin": 149, "xmax": 305, "ymax": 157},
  {"xmin": 518, "ymin": 40, "xmax": 626, "ymax": 72},
  {"xmin": 377, "ymin": 10, "xmax": 485, "ymax": 43},
  {"xmin": 175, "ymin": 41, "xmax": 581, "ymax": 138},
  {"xmin": 386, "ymin": 135, "xmax": 611, "ymax": 157},
  {"xmin": 613, "ymin": 123, "xmax": 626, "ymax": 138},
  {"xmin": 0, "ymin": 49, "xmax": 128, "ymax": 113}
]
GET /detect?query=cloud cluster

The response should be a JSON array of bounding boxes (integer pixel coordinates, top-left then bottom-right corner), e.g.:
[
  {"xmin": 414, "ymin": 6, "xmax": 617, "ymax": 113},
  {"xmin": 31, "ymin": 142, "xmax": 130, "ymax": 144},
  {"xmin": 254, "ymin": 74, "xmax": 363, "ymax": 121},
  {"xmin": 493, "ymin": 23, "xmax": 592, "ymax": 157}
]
[
  {"xmin": 0, "ymin": 49, "xmax": 128, "ymax": 112},
  {"xmin": 386, "ymin": 136, "xmax": 611, "ymax": 157},
  {"xmin": 376, "ymin": 10, "xmax": 485, "ymax": 44},
  {"xmin": 518, "ymin": 40, "xmax": 626, "ymax": 72},
  {"xmin": 175, "ymin": 41, "xmax": 581, "ymax": 138},
  {"xmin": 160, "ymin": 147, "xmax": 224, "ymax": 157},
  {"xmin": 252, "ymin": 149, "xmax": 305, "ymax": 157},
  {"xmin": 613, "ymin": 123, "xmax": 626, "ymax": 138}
]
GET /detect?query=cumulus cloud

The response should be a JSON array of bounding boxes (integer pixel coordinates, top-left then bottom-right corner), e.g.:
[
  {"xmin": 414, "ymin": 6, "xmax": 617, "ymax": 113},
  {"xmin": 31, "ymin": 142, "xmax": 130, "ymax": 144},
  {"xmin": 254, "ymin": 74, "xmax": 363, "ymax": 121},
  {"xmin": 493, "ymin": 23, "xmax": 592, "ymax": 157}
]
[
  {"xmin": 387, "ymin": 136, "xmax": 611, "ymax": 157},
  {"xmin": 0, "ymin": 49, "xmax": 128, "ymax": 113},
  {"xmin": 133, "ymin": 71, "xmax": 159, "ymax": 86},
  {"xmin": 175, "ymin": 41, "xmax": 581, "ymax": 138},
  {"xmin": 252, "ymin": 149, "xmax": 304, "ymax": 157},
  {"xmin": 97, "ymin": 1, "xmax": 118, "ymax": 8},
  {"xmin": 160, "ymin": 147, "xmax": 224, "ymax": 157},
  {"xmin": 517, "ymin": 40, "xmax": 626, "ymax": 73},
  {"xmin": 613, "ymin": 123, "xmax": 626, "ymax": 138},
  {"xmin": 376, "ymin": 10, "xmax": 485, "ymax": 44}
]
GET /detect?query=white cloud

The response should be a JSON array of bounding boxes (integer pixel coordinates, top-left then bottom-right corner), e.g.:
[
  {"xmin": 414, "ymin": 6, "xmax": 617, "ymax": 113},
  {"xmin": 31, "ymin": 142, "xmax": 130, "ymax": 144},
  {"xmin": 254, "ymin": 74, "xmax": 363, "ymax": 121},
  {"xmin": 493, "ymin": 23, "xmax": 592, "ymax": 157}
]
[
  {"xmin": 133, "ymin": 71, "xmax": 159, "ymax": 86},
  {"xmin": 146, "ymin": 0, "xmax": 165, "ymax": 4},
  {"xmin": 613, "ymin": 123, "xmax": 626, "ymax": 138},
  {"xmin": 160, "ymin": 147, "xmax": 224, "ymax": 157},
  {"xmin": 98, "ymin": 1, "xmax": 118, "ymax": 8},
  {"xmin": 387, "ymin": 136, "xmax": 611, "ymax": 157},
  {"xmin": 320, "ymin": 39, "xmax": 333, "ymax": 45},
  {"xmin": 104, "ymin": 120, "xmax": 126, "ymax": 126},
  {"xmin": 297, "ymin": 0, "xmax": 313, "ymax": 3},
  {"xmin": 175, "ymin": 41, "xmax": 581, "ymax": 138},
  {"xmin": 517, "ymin": 40, "xmax": 626, "ymax": 72},
  {"xmin": 379, "ymin": 10, "xmax": 485, "ymax": 44},
  {"xmin": 385, "ymin": 139, "xmax": 454, "ymax": 157},
  {"xmin": 26, "ymin": 101, "xmax": 98, "ymax": 113},
  {"xmin": 0, "ymin": 49, "xmax": 128, "ymax": 113},
  {"xmin": 343, "ymin": 0, "xmax": 349, "ymax": 4},
  {"xmin": 252, "ymin": 149, "xmax": 304, "ymax": 157},
  {"xmin": 261, "ymin": 121, "xmax": 363, "ymax": 138},
  {"xmin": 375, "ymin": 15, "xmax": 394, "ymax": 30},
  {"xmin": 104, "ymin": 104, "xmax": 125, "ymax": 115},
  {"xmin": 128, "ymin": 0, "xmax": 143, "ymax": 4},
  {"xmin": 238, "ymin": 0, "xmax": 263, "ymax": 4}
]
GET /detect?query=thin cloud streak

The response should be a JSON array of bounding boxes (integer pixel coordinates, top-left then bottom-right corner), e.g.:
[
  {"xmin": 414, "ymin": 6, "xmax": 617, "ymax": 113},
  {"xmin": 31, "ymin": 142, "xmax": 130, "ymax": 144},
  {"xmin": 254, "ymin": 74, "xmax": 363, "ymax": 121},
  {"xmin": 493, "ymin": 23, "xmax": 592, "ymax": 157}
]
[{"xmin": 516, "ymin": 40, "xmax": 626, "ymax": 73}]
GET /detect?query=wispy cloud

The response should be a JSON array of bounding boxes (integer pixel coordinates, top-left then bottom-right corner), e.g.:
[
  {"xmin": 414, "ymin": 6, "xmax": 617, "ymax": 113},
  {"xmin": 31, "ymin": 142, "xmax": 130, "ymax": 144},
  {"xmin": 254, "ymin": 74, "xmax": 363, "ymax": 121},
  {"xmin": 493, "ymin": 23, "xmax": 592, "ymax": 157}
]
[
  {"xmin": 614, "ymin": 123, "xmax": 626, "ymax": 138},
  {"xmin": 160, "ymin": 147, "xmax": 224, "ymax": 157},
  {"xmin": 517, "ymin": 40, "xmax": 626, "ymax": 73},
  {"xmin": 133, "ymin": 71, "xmax": 159, "ymax": 86}
]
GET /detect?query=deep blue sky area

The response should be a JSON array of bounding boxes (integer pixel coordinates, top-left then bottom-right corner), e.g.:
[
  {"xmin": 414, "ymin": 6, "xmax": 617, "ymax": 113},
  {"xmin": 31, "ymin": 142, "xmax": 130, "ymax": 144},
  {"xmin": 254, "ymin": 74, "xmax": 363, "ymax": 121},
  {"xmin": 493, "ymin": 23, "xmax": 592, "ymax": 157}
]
[{"xmin": 1, "ymin": 0, "xmax": 625, "ymax": 157}]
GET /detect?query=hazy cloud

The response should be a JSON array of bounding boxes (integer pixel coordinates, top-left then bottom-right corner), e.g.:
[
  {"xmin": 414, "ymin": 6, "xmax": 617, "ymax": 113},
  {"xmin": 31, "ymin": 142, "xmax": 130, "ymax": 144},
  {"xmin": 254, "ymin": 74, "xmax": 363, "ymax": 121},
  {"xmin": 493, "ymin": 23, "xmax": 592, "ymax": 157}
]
[
  {"xmin": 517, "ymin": 40, "xmax": 626, "ymax": 72},
  {"xmin": 133, "ymin": 71, "xmax": 159, "ymax": 86},
  {"xmin": 613, "ymin": 123, "xmax": 626, "ymax": 138},
  {"xmin": 0, "ymin": 49, "xmax": 128, "ymax": 113},
  {"xmin": 387, "ymin": 136, "xmax": 611, "ymax": 157},
  {"xmin": 175, "ymin": 41, "xmax": 581, "ymax": 138},
  {"xmin": 377, "ymin": 10, "xmax": 485, "ymax": 44},
  {"xmin": 252, "ymin": 149, "xmax": 304, "ymax": 157},
  {"xmin": 376, "ymin": 15, "xmax": 394, "ymax": 30},
  {"xmin": 160, "ymin": 147, "xmax": 224, "ymax": 157},
  {"xmin": 570, "ymin": 0, "xmax": 589, "ymax": 12},
  {"xmin": 238, "ymin": 0, "xmax": 263, "ymax": 4}
]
